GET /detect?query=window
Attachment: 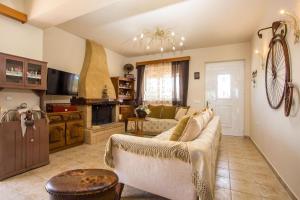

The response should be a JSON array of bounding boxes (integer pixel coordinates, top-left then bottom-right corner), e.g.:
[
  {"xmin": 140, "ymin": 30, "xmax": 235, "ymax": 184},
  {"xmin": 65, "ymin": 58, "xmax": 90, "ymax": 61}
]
[
  {"xmin": 217, "ymin": 74, "xmax": 231, "ymax": 99},
  {"xmin": 143, "ymin": 63, "xmax": 174, "ymax": 104}
]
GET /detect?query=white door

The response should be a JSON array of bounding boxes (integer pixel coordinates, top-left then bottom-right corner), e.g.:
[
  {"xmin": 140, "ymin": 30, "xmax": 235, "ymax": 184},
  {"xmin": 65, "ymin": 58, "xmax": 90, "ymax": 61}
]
[{"xmin": 205, "ymin": 61, "xmax": 244, "ymax": 136}]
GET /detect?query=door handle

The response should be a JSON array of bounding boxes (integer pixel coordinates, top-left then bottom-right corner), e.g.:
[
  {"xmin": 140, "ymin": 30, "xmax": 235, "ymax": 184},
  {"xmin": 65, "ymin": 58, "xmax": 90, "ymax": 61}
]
[{"xmin": 30, "ymin": 138, "xmax": 34, "ymax": 143}]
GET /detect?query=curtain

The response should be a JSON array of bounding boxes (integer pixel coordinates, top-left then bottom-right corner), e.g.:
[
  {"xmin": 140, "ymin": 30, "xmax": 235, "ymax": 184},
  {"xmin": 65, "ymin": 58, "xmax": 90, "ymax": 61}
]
[
  {"xmin": 143, "ymin": 62, "xmax": 173, "ymax": 105},
  {"xmin": 136, "ymin": 65, "xmax": 145, "ymax": 105},
  {"xmin": 172, "ymin": 60, "xmax": 189, "ymax": 106}
]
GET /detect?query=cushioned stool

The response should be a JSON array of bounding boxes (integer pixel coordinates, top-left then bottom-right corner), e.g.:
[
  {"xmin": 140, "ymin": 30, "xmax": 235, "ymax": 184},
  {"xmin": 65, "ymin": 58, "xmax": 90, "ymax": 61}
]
[{"xmin": 45, "ymin": 169, "xmax": 119, "ymax": 200}]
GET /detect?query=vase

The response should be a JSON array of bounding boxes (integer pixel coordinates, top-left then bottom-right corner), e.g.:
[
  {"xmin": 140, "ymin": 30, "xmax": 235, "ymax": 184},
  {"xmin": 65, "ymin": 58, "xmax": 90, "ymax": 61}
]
[{"xmin": 136, "ymin": 110, "xmax": 147, "ymax": 118}]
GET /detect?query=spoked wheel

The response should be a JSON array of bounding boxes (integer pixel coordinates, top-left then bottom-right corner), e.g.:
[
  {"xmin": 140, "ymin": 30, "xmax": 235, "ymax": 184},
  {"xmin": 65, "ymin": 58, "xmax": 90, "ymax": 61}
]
[
  {"xmin": 284, "ymin": 82, "xmax": 294, "ymax": 116},
  {"xmin": 265, "ymin": 35, "xmax": 290, "ymax": 109}
]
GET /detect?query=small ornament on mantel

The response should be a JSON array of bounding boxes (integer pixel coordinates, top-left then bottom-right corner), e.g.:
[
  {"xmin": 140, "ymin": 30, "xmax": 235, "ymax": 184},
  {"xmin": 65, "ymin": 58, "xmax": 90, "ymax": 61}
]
[{"xmin": 102, "ymin": 85, "xmax": 109, "ymax": 99}]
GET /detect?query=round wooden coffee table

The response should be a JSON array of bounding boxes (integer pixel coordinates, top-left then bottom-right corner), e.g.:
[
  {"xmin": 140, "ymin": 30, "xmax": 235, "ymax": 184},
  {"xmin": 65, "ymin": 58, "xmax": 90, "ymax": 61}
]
[{"xmin": 45, "ymin": 169, "xmax": 119, "ymax": 200}]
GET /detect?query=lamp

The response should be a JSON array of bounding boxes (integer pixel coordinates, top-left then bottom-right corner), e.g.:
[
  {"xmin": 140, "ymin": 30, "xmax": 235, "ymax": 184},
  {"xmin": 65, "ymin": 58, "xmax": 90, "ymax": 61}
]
[
  {"xmin": 280, "ymin": 9, "xmax": 300, "ymax": 43},
  {"xmin": 254, "ymin": 50, "xmax": 264, "ymax": 70},
  {"xmin": 132, "ymin": 27, "xmax": 185, "ymax": 54}
]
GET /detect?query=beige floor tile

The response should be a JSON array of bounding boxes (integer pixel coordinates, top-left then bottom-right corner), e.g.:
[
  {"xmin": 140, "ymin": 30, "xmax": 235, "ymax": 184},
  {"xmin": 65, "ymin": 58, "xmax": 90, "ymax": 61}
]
[
  {"xmin": 215, "ymin": 188, "xmax": 231, "ymax": 200},
  {"xmin": 230, "ymin": 179, "xmax": 261, "ymax": 196},
  {"xmin": 229, "ymin": 170, "xmax": 254, "ymax": 183},
  {"xmin": 258, "ymin": 184, "xmax": 291, "ymax": 199},
  {"xmin": 217, "ymin": 168, "xmax": 230, "ymax": 178},
  {"xmin": 216, "ymin": 177, "xmax": 231, "ymax": 189},
  {"xmin": 218, "ymin": 161, "xmax": 229, "ymax": 169},
  {"xmin": 231, "ymin": 191, "xmax": 262, "ymax": 200}
]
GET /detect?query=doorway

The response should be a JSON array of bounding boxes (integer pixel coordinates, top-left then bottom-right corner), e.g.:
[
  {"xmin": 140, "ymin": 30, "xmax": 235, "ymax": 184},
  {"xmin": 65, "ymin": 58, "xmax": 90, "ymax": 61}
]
[{"xmin": 205, "ymin": 60, "xmax": 244, "ymax": 136}]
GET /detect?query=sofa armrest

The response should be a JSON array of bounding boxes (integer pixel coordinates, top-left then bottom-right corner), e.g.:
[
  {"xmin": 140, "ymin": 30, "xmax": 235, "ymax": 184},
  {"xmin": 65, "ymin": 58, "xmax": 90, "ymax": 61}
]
[{"xmin": 105, "ymin": 134, "xmax": 190, "ymax": 168}]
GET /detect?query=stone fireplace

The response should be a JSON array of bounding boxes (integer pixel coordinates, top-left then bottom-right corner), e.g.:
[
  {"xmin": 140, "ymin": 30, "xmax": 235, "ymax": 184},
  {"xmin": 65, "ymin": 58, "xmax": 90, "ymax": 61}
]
[{"xmin": 71, "ymin": 40, "xmax": 124, "ymax": 144}]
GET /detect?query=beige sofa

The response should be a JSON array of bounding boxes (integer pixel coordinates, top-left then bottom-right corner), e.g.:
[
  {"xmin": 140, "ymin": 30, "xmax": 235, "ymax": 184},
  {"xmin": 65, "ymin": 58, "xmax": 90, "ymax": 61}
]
[
  {"xmin": 105, "ymin": 115, "xmax": 221, "ymax": 200},
  {"xmin": 127, "ymin": 105, "xmax": 199, "ymax": 135},
  {"xmin": 127, "ymin": 117, "xmax": 178, "ymax": 134}
]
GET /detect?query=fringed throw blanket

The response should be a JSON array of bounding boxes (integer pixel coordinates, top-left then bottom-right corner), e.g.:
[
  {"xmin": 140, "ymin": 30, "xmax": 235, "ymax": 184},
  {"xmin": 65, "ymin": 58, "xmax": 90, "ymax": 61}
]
[{"xmin": 104, "ymin": 117, "xmax": 222, "ymax": 200}]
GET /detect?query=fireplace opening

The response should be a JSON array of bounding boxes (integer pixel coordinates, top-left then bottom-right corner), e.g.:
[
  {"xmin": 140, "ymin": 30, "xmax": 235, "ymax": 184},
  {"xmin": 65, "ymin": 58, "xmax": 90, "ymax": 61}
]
[{"xmin": 92, "ymin": 104, "xmax": 114, "ymax": 125}]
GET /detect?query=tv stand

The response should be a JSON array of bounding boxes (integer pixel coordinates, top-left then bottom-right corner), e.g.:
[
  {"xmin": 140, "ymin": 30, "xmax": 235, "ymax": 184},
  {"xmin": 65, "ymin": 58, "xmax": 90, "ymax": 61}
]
[{"xmin": 47, "ymin": 111, "xmax": 84, "ymax": 153}]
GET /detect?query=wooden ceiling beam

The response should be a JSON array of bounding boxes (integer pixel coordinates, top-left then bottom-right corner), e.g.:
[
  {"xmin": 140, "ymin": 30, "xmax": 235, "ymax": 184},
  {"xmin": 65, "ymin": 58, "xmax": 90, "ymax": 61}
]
[
  {"xmin": 0, "ymin": 3, "xmax": 27, "ymax": 23},
  {"xmin": 136, "ymin": 56, "xmax": 190, "ymax": 66}
]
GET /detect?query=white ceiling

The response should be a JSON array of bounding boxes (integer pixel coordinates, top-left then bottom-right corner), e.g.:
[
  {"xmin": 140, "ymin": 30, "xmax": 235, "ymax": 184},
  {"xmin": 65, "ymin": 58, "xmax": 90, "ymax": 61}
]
[{"xmin": 26, "ymin": 0, "xmax": 269, "ymax": 57}]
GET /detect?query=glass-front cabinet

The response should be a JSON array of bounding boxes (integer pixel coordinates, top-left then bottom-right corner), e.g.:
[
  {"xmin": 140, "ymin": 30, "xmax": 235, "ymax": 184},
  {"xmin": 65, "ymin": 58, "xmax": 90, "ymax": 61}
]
[
  {"xmin": 0, "ymin": 53, "xmax": 47, "ymax": 90},
  {"xmin": 25, "ymin": 60, "xmax": 47, "ymax": 89},
  {"xmin": 2, "ymin": 55, "xmax": 25, "ymax": 86}
]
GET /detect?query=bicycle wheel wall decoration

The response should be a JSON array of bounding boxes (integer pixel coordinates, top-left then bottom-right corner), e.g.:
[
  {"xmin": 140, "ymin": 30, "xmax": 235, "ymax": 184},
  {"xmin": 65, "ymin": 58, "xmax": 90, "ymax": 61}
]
[{"xmin": 257, "ymin": 21, "xmax": 294, "ymax": 116}]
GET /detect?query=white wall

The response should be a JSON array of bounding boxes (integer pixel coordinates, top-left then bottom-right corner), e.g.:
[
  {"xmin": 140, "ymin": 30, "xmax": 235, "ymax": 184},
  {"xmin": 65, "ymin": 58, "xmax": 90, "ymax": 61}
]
[
  {"xmin": 43, "ymin": 27, "xmax": 125, "ymax": 103},
  {"xmin": 0, "ymin": 15, "xmax": 43, "ymax": 110},
  {"xmin": 250, "ymin": 0, "xmax": 300, "ymax": 198},
  {"xmin": 124, "ymin": 43, "xmax": 251, "ymax": 136}
]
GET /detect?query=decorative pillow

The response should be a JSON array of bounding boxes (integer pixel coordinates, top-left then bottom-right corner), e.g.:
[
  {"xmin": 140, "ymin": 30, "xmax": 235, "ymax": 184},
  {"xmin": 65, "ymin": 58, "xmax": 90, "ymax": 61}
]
[
  {"xmin": 179, "ymin": 114, "xmax": 205, "ymax": 142},
  {"xmin": 186, "ymin": 107, "xmax": 199, "ymax": 116},
  {"xmin": 202, "ymin": 110, "xmax": 212, "ymax": 126},
  {"xmin": 161, "ymin": 105, "xmax": 177, "ymax": 119},
  {"xmin": 175, "ymin": 107, "xmax": 188, "ymax": 121},
  {"xmin": 169, "ymin": 115, "xmax": 191, "ymax": 141},
  {"xmin": 148, "ymin": 105, "xmax": 163, "ymax": 118}
]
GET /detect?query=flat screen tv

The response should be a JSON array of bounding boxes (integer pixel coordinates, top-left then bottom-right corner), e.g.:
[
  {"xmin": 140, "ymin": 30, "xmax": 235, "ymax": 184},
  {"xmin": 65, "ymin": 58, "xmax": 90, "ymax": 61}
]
[{"xmin": 46, "ymin": 68, "xmax": 79, "ymax": 96}]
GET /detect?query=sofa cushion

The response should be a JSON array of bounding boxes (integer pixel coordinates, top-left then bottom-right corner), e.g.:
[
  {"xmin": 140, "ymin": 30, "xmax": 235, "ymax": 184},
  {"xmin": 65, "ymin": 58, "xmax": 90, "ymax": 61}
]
[
  {"xmin": 202, "ymin": 109, "xmax": 213, "ymax": 127},
  {"xmin": 169, "ymin": 115, "xmax": 191, "ymax": 141},
  {"xmin": 148, "ymin": 105, "xmax": 163, "ymax": 118},
  {"xmin": 161, "ymin": 105, "xmax": 177, "ymax": 119},
  {"xmin": 175, "ymin": 107, "xmax": 188, "ymax": 121},
  {"xmin": 179, "ymin": 114, "xmax": 205, "ymax": 142},
  {"xmin": 186, "ymin": 107, "xmax": 199, "ymax": 116}
]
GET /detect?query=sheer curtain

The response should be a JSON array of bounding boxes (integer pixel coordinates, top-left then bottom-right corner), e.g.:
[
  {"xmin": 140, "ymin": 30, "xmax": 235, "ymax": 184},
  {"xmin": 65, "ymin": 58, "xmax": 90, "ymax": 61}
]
[{"xmin": 143, "ymin": 62, "xmax": 173, "ymax": 105}]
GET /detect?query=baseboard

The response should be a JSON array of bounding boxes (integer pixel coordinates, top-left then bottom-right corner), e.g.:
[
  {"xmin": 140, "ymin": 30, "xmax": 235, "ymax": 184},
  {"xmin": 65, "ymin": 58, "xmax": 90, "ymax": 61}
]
[{"xmin": 246, "ymin": 136, "xmax": 298, "ymax": 200}]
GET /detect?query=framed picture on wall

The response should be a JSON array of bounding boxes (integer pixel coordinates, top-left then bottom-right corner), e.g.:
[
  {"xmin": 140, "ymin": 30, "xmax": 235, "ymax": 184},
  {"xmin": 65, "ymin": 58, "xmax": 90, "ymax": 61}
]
[{"xmin": 194, "ymin": 72, "xmax": 200, "ymax": 79}]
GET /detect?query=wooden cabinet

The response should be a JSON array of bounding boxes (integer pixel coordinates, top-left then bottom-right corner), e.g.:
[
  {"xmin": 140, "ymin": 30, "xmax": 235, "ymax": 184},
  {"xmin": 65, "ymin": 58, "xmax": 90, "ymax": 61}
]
[
  {"xmin": 111, "ymin": 77, "xmax": 135, "ymax": 101},
  {"xmin": 111, "ymin": 77, "xmax": 135, "ymax": 121},
  {"xmin": 0, "ymin": 119, "xmax": 49, "ymax": 181},
  {"xmin": 66, "ymin": 120, "xmax": 84, "ymax": 145},
  {"xmin": 119, "ymin": 105, "xmax": 135, "ymax": 121},
  {"xmin": 48, "ymin": 111, "xmax": 84, "ymax": 153},
  {"xmin": 0, "ymin": 52, "xmax": 47, "ymax": 90}
]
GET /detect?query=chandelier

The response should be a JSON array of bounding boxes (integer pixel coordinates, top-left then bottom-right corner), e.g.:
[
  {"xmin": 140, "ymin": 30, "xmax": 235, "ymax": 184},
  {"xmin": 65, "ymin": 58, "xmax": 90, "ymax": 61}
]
[{"xmin": 132, "ymin": 27, "xmax": 186, "ymax": 53}]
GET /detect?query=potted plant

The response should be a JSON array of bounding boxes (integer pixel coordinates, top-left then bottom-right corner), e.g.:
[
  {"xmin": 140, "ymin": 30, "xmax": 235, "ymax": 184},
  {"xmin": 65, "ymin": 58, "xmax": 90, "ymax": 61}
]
[{"xmin": 135, "ymin": 105, "xmax": 150, "ymax": 118}]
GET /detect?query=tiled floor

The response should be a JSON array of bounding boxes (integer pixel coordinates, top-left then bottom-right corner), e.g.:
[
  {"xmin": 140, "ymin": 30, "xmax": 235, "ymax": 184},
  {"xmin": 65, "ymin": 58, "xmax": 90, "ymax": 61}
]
[
  {"xmin": 215, "ymin": 136, "xmax": 291, "ymax": 200},
  {"xmin": 0, "ymin": 136, "xmax": 292, "ymax": 200}
]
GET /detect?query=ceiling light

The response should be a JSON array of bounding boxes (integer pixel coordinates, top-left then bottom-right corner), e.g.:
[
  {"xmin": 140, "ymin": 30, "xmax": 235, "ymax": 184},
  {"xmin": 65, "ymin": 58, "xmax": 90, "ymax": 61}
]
[
  {"xmin": 131, "ymin": 27, "xmax": 186, "ymax": 54},
  {"xmin": 279, "ymin": 9, "xmax": 286, "ymax": 15},
  {"xmin": 255, "ymin": 50, "xmax": 259, "ymax": 54}
]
